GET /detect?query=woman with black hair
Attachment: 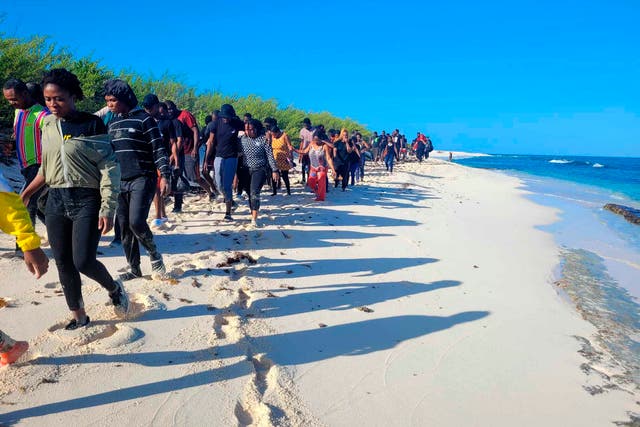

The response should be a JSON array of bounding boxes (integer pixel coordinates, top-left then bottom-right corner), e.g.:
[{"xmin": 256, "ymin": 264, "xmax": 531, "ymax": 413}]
[
  {"xmin": 239, "ymin": 119, "xmax": 279, "ymax": 227},
  {"xmin": 270, "ymin": 125, "xmax": 295, "ymax": 195},
  {"xmin": 332, "ymin": 128, "xmax": 352, "ymax": 191},
  {"xmin": 21, "ymin": 68, "xmax": 128, "ymax": 330}
]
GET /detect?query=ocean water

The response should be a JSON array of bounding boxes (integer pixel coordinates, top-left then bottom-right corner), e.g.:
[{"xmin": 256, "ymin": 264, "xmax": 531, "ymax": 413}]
[
  {"xmin": 456, "ymin": 154, "xmax": 640, "ymax": 386},
  {"xmin": 456, "ymin": 154, "xmax": 640, "ymax": 203}
]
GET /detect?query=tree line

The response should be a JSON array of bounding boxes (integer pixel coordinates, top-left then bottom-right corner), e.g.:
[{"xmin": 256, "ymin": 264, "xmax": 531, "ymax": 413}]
[{"xmin": 0, "ymin": 33, "xmax": 370, "ymax": 146}]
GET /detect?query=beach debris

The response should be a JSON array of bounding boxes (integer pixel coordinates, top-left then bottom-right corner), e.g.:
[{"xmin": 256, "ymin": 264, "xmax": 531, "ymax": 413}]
[
  {"xmin": 39, "ymin": 378, "xmax": 58, "ymax": 385},
  {"xmin": 216, "ymin": 252, "xmax": 257, "ymax": 267},
  {"xmin": 178, "ymin": 298, "xmax": 193, "ymax": 304},
  {"xmin": 162, "ymin": 292, "xmax": 171, "ymax": 301},
  {"xmin": 318, "ymin": 323, "xmax": 327, "ymax": 328},
  {"xmin": 286, "ymin": 270, "xmax": 293, "ymax": 275},
  {"xmin": 357, "ymin": 306, "xmax": 374, "ymax": 313},
  {"xmin": 31, "ymin": 301, "xmax": 41, "ymax": 306},
  {"xmin": 279, "ymin": 284, "xmax": 296, "ymax": 290},
  {"xmin": 281, "ymin": 231, "xmax": 291, "ymax": 239},
  {"xmin": 265, "ymin": 292, "xmax": 278, "ymax": 298},
  {"xmin": 191, "ymin": 279, "xmax": 202, "ymax": 288},
  {"xmin": 0, "ymin": 298, "xmax": 10, "ymax": 308},
  {"xmin": 206, "ymin": 305, "xmax": 217, "ymax": 311},
  {"xmin": 473, "ymin": 265, "xmax": 479, "ymax": 269}
]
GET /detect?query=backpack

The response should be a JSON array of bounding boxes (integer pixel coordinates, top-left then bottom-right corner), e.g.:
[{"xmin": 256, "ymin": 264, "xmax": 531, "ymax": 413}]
[{"xmin": 426, "ymin": 139, "xmax": 434, "ymax": 152}]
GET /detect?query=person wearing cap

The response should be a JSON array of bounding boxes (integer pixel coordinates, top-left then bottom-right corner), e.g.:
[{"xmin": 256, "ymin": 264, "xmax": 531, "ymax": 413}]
[
  {"xmin": 0, "ymin": 170, "xmax": 49, "ymax": 365},
  {"xmin": 299, "ymin": 118, "xmax": 314, "ymax": 184},
  {"xmin": 104, "ymin": 80, "xmax": 171, "ymax": 281},
  {"xmin": 203, "ymin": 104, "xmax": 243, "ymax": 221}
]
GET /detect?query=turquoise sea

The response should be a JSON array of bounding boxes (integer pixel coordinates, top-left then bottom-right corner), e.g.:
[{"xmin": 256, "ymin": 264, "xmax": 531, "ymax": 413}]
[{"xmin": 456, "ymin": 154, "xmax": 640, "ymax": 384}]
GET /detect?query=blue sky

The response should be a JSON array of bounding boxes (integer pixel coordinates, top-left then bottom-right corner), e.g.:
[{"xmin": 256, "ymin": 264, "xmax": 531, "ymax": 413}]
[{"xmin": 2, "ymin": 0, "xmax": 639, "ymax": 156}]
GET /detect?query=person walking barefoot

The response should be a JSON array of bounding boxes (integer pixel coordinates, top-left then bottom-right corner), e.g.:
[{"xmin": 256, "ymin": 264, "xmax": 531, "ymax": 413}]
[{"xmin": 0, "ymin": 170, "xmax": 49, "ymax": 365}]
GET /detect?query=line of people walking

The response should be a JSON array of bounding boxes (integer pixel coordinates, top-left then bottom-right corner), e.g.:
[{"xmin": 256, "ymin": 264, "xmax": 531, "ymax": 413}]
[{"xmin": 0, "ymin": 68, "xmax": 436, "ymax": 364}]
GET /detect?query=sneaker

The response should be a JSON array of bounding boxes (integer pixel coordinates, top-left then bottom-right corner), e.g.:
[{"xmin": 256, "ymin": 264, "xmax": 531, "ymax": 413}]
[
  {"xmin": 250, "ymin": 219, "xmax": 261, "ymax": 229},
  {"xmin": 172, "ymin": 207, "xmax": 182, "ymax": 213},
  {"xmin": 109, "ymin": 238, "xmax": 122, "ymax": 248},
  {"xmin": 119, "ymin": 266, "xmax": 142, "ymax": 282},
  {"xmin": 64, "ymin": 316, "xmax": 90, "ymax": 331},
  {"xmin": 0, "ymin": 341, "xmax": 29, "ymax": 366},
  {"xmin": 150, "ymin": 260, "xmax": 167, "ymax": 281},
  {"xmin": 223, "ymin": 214, "xmax": 233, "ymax": 222},
  {"xmin": 151, "ymin": 218, "xmax": 164, "ymax": 227},
  {"xmin": 231, "ymin": 200, "xmax": 238, "ymax": 211},
  {"xmin": 110, "ymin": 280, "xmax": 129, "ymax": 317}
]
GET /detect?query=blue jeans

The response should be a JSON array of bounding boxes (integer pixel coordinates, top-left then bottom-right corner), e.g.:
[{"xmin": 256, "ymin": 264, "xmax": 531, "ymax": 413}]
[
  {"xmin": 385, "ymin": 154, "xmax": 395, "ymax": 172},
  {"xmin": 214, "ymin": 157, "xmax": 238, "ymax": 202}
]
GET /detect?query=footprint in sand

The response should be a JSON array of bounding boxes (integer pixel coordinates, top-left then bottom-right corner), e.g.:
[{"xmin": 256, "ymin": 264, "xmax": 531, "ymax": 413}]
[
  {"xmin": 46, "ymin": 293, "xmax": 165, "ymax": 345},
  {"xmin": 233, "ymin": 353, "xmax": 281, "ymax": 426}
]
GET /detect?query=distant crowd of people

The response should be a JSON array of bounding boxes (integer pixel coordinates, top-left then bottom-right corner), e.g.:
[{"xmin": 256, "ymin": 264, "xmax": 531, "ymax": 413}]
[{"xmin": 0, "ymin": 68, "xmax": 435, "ymax": 364}]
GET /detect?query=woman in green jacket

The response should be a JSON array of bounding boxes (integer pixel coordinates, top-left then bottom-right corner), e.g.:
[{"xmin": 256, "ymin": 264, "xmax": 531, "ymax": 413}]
[{"xmin": 22, "ymin": 68, "xmax": 129, "ymax": 330}]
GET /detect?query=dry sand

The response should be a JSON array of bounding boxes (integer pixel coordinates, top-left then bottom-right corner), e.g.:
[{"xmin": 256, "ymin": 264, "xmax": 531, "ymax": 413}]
[{"xmin": 0, "ymin": 157, "xmax": 637, "ymax": 426}]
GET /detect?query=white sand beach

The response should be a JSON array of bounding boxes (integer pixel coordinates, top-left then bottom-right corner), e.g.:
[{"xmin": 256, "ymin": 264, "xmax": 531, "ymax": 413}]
[{"xmin": 0, "ymin": 158, "xmax": 637, "ymax": 426}]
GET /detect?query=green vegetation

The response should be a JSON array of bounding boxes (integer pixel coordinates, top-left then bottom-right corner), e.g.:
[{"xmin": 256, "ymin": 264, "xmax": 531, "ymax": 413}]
[{"xmin": 0, "ymin": 33, "xmax": 370, "ymax": 144}]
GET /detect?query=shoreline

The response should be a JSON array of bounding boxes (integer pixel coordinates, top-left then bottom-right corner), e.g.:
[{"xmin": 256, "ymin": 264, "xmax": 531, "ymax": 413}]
[{"xmin": 0, "ymin": 157, "xmax": 638, "ymax": 426}]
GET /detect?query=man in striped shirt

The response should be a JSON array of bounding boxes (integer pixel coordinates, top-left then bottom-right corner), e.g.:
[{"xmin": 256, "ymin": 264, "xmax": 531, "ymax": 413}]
[
  {"xmin": 104, "ymin": 80, "xmax": 171, "ymax": 281},
  {"xmin": 3, "ymin": 78, "xmax": 49, "ymax": 227}
]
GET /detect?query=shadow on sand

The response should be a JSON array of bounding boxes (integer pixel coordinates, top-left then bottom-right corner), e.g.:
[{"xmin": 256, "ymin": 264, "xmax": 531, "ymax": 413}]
[{"xmin": 1, "ymin": 311, "xmax": 489, "ymax": 424}]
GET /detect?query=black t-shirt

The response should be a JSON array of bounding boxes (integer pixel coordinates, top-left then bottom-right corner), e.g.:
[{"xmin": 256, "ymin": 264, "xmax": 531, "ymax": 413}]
[
  {"xmin": 348, "ymin": 142, "xmax": 361, "ymax": 163},
  {"xmin": 158, "ymin": 118, "xmax": 176, "ymax": 153},
  {"xmin": 334, "ymin": 140, "xmax": 349, "ymax": 166},
  {"xmin": 171, "ymin": 118, "xmax": 183, "ymax": 139},
  {"xmin": 60, "ymin": 111, "xmax": 107, "ymax": 138},
  {"xmin": 210, "ymin": 117, "xmax": 244, "ymax": 158}
]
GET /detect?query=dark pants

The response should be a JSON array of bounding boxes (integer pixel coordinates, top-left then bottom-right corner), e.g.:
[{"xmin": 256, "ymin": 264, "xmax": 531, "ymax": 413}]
[
  {"xmin": 334, "ymin": 163, "xmax": 349, "ymax": 190},
  {"xmin": 46, "ymin": 188, "xmax": 116, "ymax": 311},
  {"xmin": 172, "ymin": 153, "xmax": 190, "ymax": 210},
  {"xmin": 301, "ymin": 155, "xmax": 310, "ymax": 183},
  {"xmin": 273, "ymin": 170, "xmax": 291, "ymax": 195},
  {"xmin": 20, "ymin": 164, "xmax": 45, "ymax": 226},
  {"xmin": 249, "ymin": 168, "xmax": 268, "ymax": 211},
  {"xmin": 385, "ymin": 154, "xmax": 395, "ymax": 172},
  {"xmin": 117, "ymin": 176, "xmax": 162, "ymax": 271},
  {"xmin": 349, "ymin": 161, "xmax": 360, "ymax": 185},
  {"xmin": 237, "ymin": 162, "xmax": 251, "ymax": 197}
]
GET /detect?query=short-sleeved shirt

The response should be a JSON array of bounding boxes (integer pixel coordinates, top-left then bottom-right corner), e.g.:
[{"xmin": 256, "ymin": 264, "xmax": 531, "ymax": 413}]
[
  {"xmin": 176, "ymin": 110, "xmax": 198, "ymax": 154},
  {"xmin": 299, "ymin": 127, "xmax": 315, "ymax": 150},
  {"xmin": 13, "ymin": 104, "xmax": 49, "ymax": 169},
  {"xmin": 333, "ymin": 140, "xmax": 349, "ymax": 167},
  {"xmin": 210, "ymin": 117, "xmax": 244, "ymax": 158}
]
